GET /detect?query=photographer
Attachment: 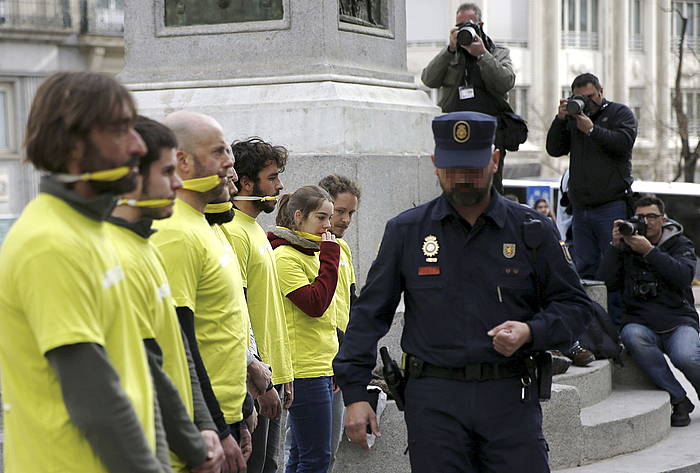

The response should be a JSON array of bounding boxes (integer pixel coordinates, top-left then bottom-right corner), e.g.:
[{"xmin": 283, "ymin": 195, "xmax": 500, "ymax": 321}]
[
  {"xmin": 596, "ymin": 196, "xmax": 700, "ymax": 427},
  {"xmin": 546, "ymin": 73, "xmax": 637, "ymax": 281},
  {"xmin": 421, "ymin": 2, "xmax": 515, "ymax": 192}
]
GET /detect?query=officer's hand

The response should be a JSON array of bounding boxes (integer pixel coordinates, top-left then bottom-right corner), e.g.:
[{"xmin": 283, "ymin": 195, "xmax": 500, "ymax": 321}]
[
  {"xmin": 321, "ymin": 231, "xmax": 337, "ymax": 243},
  {"xmin": 575, "ymin": 113, "xmax": 594, "ymax": 134},
  {"xmin": 622, "ymin": 234, "xmax": 653, "ymax": 256},
  {"xmin": 462, "ymin": 33, "xmax": 487, "ymax": 57},
  {"xmin": 345, "ymin": 401, "xmax": 380, "ymax": 450},
  {"xmin": 612, "ymin": 220, "xmax": 625, "ymax": 249},
  {"xmin": 557, "ymin": 99, "xmax": 568, "ymax": 120},
  {"xmin": 487, "ymin": 321, "xmax": 533, "ymax": 357},
  {"xmin": 448, "ymin": 27, "xmax": 459, "ymax": 52}
]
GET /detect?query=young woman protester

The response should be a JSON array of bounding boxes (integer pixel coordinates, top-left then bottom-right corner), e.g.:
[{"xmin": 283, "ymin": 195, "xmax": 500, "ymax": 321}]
[{"xmin": 267, "ymin": 186, "xmax": 341, "ymax": 473}]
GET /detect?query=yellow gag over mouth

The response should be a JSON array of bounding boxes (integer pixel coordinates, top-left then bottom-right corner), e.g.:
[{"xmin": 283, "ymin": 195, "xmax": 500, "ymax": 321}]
[
  {"xmin": 182, "ymin": 175, "xmax": 223, "ymax": 193},
  {"xmin": 204, "ymin": 202, "xmax": 234, "ymax": 213},
  {"xmin": 232, "ymin": 196, "xmax": 277, "ymax": 202},
  {"xmin": 53, "ymin": 166, "xmax": 131, "ymax": 183},
  {"xmin": 117, "ymin": 198, "xmax": 175, "ymax": 209}
]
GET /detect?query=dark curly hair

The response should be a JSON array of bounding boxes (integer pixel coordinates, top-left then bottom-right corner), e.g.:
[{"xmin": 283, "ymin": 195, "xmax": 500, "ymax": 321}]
[
  {"xmin": 318, "ymin": 174, "xmax": 361, "ymax": 201},
  {"xmin": 231, "ymin": 137, "xmax": 288, "ymax": 184}
]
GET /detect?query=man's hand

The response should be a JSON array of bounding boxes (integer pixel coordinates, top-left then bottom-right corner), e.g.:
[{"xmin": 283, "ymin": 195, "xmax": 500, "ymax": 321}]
[
  {"xmin": 239, "ymin": 427, "xmax": 252, "ymax": 462},
  {"xmin": 246, "ymin": 359, "xmax": 272, "ymax": 398},
  {"xmin": 574, "ymin": 113, "xmax": 594, "ymax": 134},
  {"xmin": 221, "ymin": 434, "xmax": 247, "ymax": 473},
  {"xmin": 245, "ymin": 407, "xmax": 258, "ymax": 433},
  {"xmin": 448, "ymin": 27, "xmax": 459, "ymax": 52},
  {"xmin": 461, "ymin": 32, "xmax": 487, "ymax": 57},
  {"xmin": 487, "ymin": 321, "xmax": 533, "ymax": 357},
  {"xmin": 257, "ymin": 387, "xmax": 282, "ymax": 419},
  {"xmin": 282, "ymin": 381, "xmax": 294, "ymax": 410},
  {"xmin": 622, "ymin": 234, "xmax": 654, "ymax": 255},
  {"xmin": 612, "ymin": 219, "xmax": 625, "ymax": 249},
  {"xmin": 557, "ymin": 98, "xmax": 568, "ymax": 120},
  {"xmin": 192, "ymin": 430, "xmax": 225, "ymax": 473},
  {"xmin": 344, "ymin": 401, "xmax": 380, "ymax": 450}
]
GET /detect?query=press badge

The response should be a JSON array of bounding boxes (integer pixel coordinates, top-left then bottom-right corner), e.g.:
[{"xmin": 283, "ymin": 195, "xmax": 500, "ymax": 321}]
[{"xmin": 459, "ymin": 87, "xmax": 475, "ymax": 100}]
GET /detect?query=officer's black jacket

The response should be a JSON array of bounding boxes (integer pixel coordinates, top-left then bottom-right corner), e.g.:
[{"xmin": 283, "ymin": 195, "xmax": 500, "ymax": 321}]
[
  {"xmin": 596, "ymin": 220, "xmax": 698, "ymax": 332},
  {"xmin": 546, "ymin": 100, "xmax": 637, "ymax": 207},
  {"xmin": 334, "ymin": 191, "xmax": 592, "ymax": 405}
]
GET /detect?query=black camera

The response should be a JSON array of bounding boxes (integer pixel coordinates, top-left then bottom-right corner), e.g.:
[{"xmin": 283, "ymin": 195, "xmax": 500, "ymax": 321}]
[
  {"xmin": 618, "ymin": 216, "xmax": 648, "ymax": 238},
  {"xmin": 632, "ymin": 270, "xmax": 658, "ymax": 299},
  {"xmin": 566, "ymin": 94, "xmax": 590, "ymax": 116},
  {"xmin": 456, "ymin": 21, "xmax": 480, "ymax": 46}
]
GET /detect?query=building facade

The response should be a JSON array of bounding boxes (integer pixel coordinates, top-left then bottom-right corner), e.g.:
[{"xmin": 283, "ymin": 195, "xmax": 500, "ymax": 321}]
[
  {"xmin": 0, "ymin": 0, "xmax": 124, "ymax": 237},
  {"xmin": 407, "ymin": 0, "xmax": 699, "ymax": 182}
]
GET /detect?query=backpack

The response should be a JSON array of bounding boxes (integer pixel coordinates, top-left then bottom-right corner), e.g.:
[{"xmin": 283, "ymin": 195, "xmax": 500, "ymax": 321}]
[{"xmin": 579, "ymin": 300, "xmax": 623, "ymax": 362}]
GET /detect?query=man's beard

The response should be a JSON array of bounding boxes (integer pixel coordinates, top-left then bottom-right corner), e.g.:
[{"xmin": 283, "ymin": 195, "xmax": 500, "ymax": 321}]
[
  {"xmin": 253, "ymin": 182, "xmax": 277, "ymax": 214},
  {"xmin": 441, "ymin": 179, "xmax": 491, "ymax": 208},
  {"xmin": 83, "ymin": 138, "xmax": 139, "ymax": 196}
]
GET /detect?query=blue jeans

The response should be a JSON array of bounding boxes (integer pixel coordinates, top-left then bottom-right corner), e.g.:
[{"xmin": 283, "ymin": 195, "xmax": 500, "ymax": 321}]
[
  {"xmin": 621, "ymin": 323, "xmax": 700, "ymax": 404},
  {"xmin": 248, "ymin": 385, "xmax": 283, "ymax": 473},
  {"xmin": 328, "ymin": 390, "xmax": 345, "ymax": 472},
  {"xmin": 572, "ymin": 200, "xmax": 627, "ymax": 279},
  {"xmin": 285, "ymin": 377, "xmax": 333, "ymax": 473}
]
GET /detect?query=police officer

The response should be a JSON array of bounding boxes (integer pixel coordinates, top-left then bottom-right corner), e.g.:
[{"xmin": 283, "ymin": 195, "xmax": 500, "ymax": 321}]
[{"xmin": 333, "ymin": 112, "xmax": 592, "ymax": 473}]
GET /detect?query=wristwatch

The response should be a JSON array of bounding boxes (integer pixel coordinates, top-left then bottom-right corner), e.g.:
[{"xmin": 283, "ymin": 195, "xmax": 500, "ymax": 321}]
[{"xmin": 586, "ymin": 125, "xmax": 594, "ymax": 136}]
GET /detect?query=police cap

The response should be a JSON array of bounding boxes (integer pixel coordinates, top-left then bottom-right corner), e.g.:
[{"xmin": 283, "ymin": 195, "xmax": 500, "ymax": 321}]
[{"xmin": 432, "ymin": 111, "xmax": 497, "ymax": 169}]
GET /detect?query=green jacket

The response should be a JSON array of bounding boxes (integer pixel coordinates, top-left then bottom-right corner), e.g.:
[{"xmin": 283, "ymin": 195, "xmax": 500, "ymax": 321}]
[{"xmin": 421, "ymin": 44, "xmax": 515, "ymax": 113}]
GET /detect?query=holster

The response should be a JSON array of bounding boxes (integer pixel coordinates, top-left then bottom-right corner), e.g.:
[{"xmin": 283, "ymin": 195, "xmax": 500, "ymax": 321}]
[
  {"xmin": 534, "ymin": 352, "xmax": 553, "ymax": 401},
  {"xmin": 380, "ymin": 347, "xmax": 406, "ymax": 411}
]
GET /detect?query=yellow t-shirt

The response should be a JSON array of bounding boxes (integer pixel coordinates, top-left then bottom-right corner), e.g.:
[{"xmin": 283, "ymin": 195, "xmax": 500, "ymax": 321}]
[
  {"xmin": 273, "ymin": 235, "xmax": 339, "ymax": 379},
  {"xmin": 223, "ymin": 211, "xmax": 293, "ymax": 385},
  {"xmin": 107, "ymin": 222, "xmax": 194, "ymax": 473},
  {"xmin": 336, "ymin": 238, "xmax": 356, "ymax": 332},
  {"xmin": 0, "ymin": 193, "xmax": 155, "ymax": 473},
  {"xmin": 152, "ymin": 198, "xmax": 247, "ymax": 424}
]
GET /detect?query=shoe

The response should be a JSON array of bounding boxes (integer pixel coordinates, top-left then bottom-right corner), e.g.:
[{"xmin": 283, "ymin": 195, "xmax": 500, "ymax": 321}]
[
  {"xmin": 551, "ymin": 353, "xmax": 572, "ymax": 375},
  {"xmin": 671, "ymin": 397, "xmax": 695, "ymax": 427},
  {"xmin": 565, "ymin": 344, "xmax": 595, "ymax": 367}
]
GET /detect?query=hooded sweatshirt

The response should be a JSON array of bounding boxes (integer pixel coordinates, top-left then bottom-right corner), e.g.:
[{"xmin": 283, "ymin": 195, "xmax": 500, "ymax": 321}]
[{"xmin": 597, "ymin": 219, "xmax": 698, "ymax": 332}]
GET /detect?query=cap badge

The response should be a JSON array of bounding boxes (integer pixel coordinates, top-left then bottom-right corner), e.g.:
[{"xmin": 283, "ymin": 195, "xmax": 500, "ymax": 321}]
[
  {"xmin": 503, "ymin": 243, "xmax": 516, "ymax": 259},
  {"xmin": 422, "ymin": 235, "xmax": 440, "ymax": 262},
  {"xmin": 453, "ymin": 121, "xmax": 471, "ymax": 143}
]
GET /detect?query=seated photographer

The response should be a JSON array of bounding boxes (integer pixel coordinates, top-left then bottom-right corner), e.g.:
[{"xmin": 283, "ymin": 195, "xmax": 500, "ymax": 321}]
[
  {"xmin": 420, "ymin": 2, "xmax": 515, "ymax": 192},
  {"xmin": 597, "ymin": 196, "xmax": 700, "ymax": 427}
]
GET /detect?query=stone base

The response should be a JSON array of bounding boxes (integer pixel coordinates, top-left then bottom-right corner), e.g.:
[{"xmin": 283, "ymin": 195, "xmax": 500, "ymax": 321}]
[{"xmin": 130, "ymin": 80, "xmax": 440, "ymax": 285}]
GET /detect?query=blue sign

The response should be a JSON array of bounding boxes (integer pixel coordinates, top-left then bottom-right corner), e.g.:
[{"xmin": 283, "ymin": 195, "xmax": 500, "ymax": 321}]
[{"xmin": 526, "ymin": 186, "xmax": 552, "ymax": 208}]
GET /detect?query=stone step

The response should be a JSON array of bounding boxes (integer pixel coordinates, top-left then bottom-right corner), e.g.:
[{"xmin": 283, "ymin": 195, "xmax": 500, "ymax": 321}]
[
  {"xmin": 553, "ymin": 360, "xmax": 612, "ymax": 408},
  {"xmin": 579, "ymin": 388, "xmax": 670, "ymax": 464}
]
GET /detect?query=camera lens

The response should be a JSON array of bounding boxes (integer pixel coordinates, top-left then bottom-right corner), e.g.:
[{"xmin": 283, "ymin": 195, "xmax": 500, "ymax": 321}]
[
  {"xmin": 457, "ymin": 26, "xmax": 477, "ymax": 46},
  {"xmin": 618, "ymin": 221, "xmax": 636, "ymax": 236},
  {"xmin": 566, "ymin": 99, "xmax": 585, "ymax": 115}
]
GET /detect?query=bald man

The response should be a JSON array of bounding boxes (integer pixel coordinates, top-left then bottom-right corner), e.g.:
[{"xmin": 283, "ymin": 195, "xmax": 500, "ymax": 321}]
[{"xmin": 151, "ymin": 111, "xmax": 260, "ymax": 473}]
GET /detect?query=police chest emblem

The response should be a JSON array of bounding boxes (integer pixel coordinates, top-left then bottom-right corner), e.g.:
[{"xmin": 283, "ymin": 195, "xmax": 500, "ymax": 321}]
[
  {"xmin": 503, "ymin": 243, "xmax": 516, "ymax": 259},
  {"xmin": 422, "ymin": 235, "xmax": 440, "ymax": 263},
  {"xmin": 453, "ymin": 121, "xmax": 470, "ymax": 143}
]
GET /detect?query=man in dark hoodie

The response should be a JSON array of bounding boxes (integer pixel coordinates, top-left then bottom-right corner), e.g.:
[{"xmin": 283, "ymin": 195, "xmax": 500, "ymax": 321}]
[{"xmin": 597, "ymin": 196, "xmax": 700, "ymax": 427}]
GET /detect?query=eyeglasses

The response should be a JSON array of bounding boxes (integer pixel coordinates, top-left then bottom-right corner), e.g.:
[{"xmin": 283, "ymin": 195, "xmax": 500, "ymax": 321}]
[{"xmin": 635, "ymin": 213, "xmax": 662, "ymax": 220}]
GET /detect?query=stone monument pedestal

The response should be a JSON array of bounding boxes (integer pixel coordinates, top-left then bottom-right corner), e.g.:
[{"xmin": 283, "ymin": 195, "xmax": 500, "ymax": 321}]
[{"xmin": 122, "ymin": 0, "xmax": 440, "ymax": 281}]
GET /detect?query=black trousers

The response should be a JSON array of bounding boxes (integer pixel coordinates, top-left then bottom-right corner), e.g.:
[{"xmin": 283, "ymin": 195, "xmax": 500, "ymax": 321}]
[{"xmin": 404, "ymin": 375, "xmax": 549, "ymax": 473}]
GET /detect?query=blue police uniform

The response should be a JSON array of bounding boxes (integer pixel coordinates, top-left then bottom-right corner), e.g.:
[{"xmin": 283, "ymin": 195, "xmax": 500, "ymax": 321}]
[{"xmin": 333, "ymin": 112, "xmax": 592, "ymax": 473}]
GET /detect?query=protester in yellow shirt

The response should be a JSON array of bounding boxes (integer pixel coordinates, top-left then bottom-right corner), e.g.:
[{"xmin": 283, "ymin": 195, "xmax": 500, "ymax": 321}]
[
  {"xmin": 0, "ymin": 72, "xmax": 164, "ymax": 472},
  {"xmin": 223, "ymin": 138, "xmax": 295, "ymax": 473},
  {"xmin": 109, "ymin": 116, "xmax": 225, "ymax": 473},
  {"xmin": 151, "ymin": 111, "xmax": 250, "ymax": 473},
  {"xmin": 267, "ymin": 186, "xmax": 340, "ymax": 473},
  {"xmin": 318, "ymin": 174, "xmax": 361, "ymax": 473}
]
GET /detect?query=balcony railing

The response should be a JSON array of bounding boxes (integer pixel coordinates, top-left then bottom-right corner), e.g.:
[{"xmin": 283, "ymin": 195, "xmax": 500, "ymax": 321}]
[
  {"xmin": 561, "ymin": 31, "xmax": 599, "ymax": 49},
  {"xmin": 629, "ymin": 34, "xmax": 643, "ymax": 51},
  {"xmin": 0, "ymin": 0, "xmax": 71, "ymax": 31}
]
